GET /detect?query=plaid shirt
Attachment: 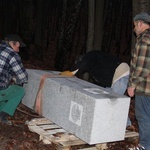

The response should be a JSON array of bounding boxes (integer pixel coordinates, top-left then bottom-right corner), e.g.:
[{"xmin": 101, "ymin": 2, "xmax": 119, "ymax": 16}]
[
  {"xmin": 0, "ymin": 41, "xmax": 28, "ymax": 90},
  {"xmin": 128, "ymin": 28, "xmax": 150, "ymax": 95}
]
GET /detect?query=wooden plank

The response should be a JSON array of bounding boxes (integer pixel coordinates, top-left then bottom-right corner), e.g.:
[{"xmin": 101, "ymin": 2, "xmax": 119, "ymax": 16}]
[
  {"xmin": 78, "ymin": 144, "xmax": 108, "ymax": 150},
  {"xmin": 59, "ymin": 139, "xmax": 86, "ymax": 147},
  {"xmin": 96, "ymin": 143, "xmax": 108, "ymax": 150},
  {"xmin": 41, "ymin": 134, "xmax": 61, "ymax": 142},
  {"xmin": 28, "ymin": 125, "xmax": 49, "ymax": 135},
  {"xmin": 78, "ymin": 147, "xmax": 97, "ymax": 150},
  {"xmin": 27, "ymin": 118, "xmax": 139, "ymax": 150},
  {"xmin": 47, "ymin": 129, "xmax": 67, "ymax": 134},
  {"xmin": 26, "ymin": 118, "xmax": 53, "ymax": 125},
  {"xmin": 40, "ymin": 124, "xmax": 60, "ymax": 129},
  {"xmin": 59, "ymin": 134, "xmax": 79, "ymax": 141}
]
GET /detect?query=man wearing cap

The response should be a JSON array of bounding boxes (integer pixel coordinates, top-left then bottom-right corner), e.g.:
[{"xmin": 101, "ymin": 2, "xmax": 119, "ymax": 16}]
[
  {"xmin": 127, "ymin": 12, "xmax": 150, "ymax": 150},
  {"xmin": 0, "ymin": 34, "xmax": 28, "ymax": 125}
]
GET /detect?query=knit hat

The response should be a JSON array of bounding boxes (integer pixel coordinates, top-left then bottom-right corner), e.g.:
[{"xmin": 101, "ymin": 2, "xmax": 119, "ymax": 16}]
[
  {"xmin": 5, "ymin": 34, "xmax": 26, "ymax": 47},
  {"xmin": 133, "ymin": 12, "xmax": 150, "ymax": 23},
  {"xmin": 112, "ymin": 63, "xmax": 130, "ymax": 85}
]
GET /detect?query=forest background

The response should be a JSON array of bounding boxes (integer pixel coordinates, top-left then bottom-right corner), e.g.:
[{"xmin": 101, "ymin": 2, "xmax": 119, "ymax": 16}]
[{"xmin": 1, "ymin": 0, "xmax": 150, "ymax": 72}]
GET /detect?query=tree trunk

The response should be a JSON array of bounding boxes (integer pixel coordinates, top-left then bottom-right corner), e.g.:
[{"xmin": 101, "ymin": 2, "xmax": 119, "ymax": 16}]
[
  {"xmin": 86, "ymin": 0, "xmax": 95, "ymax": 52},
  {"xmin": 93, "ymin": 0, "xmax": 104, "ymax": 50}
]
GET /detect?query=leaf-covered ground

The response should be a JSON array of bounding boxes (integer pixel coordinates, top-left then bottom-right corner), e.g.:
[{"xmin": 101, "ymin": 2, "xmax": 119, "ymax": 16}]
[{"xmin": 0, "ymin": 104, "xmax": 54, "ymax": 150}]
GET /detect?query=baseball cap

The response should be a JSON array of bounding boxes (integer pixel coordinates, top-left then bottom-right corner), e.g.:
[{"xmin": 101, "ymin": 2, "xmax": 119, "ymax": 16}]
[
  {"xmin": 5, "ymin": 34, "xmax": 26, "ymax": 47},
  {"xmin": 133, "ymin": 12, "xmax": 150, "ymax": 23}
]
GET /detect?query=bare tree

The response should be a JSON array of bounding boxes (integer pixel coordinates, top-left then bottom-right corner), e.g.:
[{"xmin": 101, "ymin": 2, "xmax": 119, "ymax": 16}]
[{"xmin": 86, "ymin": 0, "xmax": 104, "ymax": 52}]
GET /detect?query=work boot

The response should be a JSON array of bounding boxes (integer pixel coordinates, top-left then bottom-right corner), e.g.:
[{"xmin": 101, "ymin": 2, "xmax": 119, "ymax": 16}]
[
  {"xmin": 0, "ymin": 111, "xmax": 12, "ymax": 125},
  {"xmin": 128, "ymin": 144, "xmax": 145, "ymax": 150}
]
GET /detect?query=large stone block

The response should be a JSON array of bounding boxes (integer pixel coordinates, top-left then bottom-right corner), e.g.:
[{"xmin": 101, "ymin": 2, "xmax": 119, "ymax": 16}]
[{"xmin": 22, "ymin": 69, "xmax": 130, "ymax": 144}]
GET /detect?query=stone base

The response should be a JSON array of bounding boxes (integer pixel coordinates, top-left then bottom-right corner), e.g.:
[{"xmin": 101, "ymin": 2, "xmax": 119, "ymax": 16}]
[{"xmin": 22, "ymin": 69, "xmax": 130, "ymax": 144}]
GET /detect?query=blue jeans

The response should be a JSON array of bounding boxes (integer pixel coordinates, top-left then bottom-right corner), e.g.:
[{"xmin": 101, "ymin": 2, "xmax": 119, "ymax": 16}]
[
  {"xmin": 111, "ymin": 75, "xmax": 132, "ymax": 126},
  {"xmin": 135, "ymin": 95, "xmax": 150, "ymax": 150}
]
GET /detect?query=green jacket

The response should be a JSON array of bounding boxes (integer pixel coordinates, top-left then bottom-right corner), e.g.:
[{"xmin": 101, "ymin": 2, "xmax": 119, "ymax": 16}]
[{"xmin": 128, "ymin": 28, "xmax": 150, "ymax": 95}]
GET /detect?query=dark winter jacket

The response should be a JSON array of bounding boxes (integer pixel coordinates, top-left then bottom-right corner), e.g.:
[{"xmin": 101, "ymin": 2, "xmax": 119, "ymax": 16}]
[{"xmin": 72, "ymin": 50, "xmax": 122, "ymax": 87}]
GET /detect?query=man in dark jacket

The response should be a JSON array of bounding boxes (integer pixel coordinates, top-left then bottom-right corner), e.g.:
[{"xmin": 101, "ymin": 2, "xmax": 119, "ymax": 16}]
[
  {"xmin": 72, "ymin": 50, "xmax": 135, "ymax": 130},
  {"xmin": 73, "ymin": 50, "xmax": 122, "ymax": 87}
]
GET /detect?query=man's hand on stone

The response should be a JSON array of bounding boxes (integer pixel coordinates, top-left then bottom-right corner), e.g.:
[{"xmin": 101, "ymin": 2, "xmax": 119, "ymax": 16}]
[{"xmin": 127, "ymin": 87, "xmax": 135, "ymax": 97}]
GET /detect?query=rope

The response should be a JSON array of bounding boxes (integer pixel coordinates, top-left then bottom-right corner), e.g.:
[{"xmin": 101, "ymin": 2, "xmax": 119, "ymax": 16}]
[{"xmin": 34, "ymin": 73, "xmax": 75, "ymax": 116}]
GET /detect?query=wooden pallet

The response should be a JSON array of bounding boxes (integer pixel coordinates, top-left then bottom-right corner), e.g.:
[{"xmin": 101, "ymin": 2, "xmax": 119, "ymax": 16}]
[{"xmin": 26, "ymin": 118, "xmax": 139, "ymax": 150}]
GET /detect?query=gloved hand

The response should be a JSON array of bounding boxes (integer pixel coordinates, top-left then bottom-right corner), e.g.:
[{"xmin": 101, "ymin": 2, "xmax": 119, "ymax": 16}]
[
  {"xmin": 10, "ymin": 77, "xmax": 24, "ymax": 86},
  {"xmin": 60, "ymin": 69, "xmax": 79, "ymax": 77},
  {"xmin": 10, "ymin": 77, "xmax": 17, "ymax": 85},
  {"xmin": 60, "ymin": 71, "xmax": 74, "ymax": 77}
]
